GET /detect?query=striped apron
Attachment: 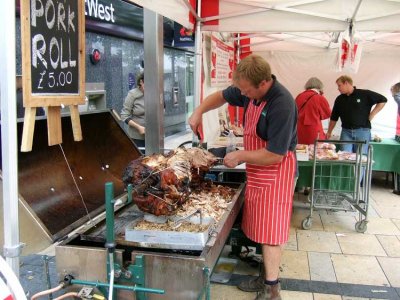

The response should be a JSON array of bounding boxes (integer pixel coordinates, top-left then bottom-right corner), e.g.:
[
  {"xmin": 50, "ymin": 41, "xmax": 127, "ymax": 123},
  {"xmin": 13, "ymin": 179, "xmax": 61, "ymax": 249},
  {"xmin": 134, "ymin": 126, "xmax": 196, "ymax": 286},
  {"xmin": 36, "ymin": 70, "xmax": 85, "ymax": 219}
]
[{"xmin": 241, "ymin": 100, "xmax": 296, "ymax": 245}]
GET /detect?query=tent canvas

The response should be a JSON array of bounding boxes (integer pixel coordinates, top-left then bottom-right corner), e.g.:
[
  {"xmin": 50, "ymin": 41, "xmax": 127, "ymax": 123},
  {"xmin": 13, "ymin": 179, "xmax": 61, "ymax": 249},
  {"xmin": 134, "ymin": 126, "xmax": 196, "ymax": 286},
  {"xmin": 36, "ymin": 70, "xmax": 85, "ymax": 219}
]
[{"xmin": 129, "ymin": 0, "xmax": 400, "ymax": 139}]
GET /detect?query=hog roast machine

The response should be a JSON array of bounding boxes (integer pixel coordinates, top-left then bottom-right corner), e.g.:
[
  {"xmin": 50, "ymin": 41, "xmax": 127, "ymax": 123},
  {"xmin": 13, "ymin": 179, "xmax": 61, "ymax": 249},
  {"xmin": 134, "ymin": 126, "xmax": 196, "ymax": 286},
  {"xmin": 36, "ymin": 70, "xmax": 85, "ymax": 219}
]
[{"xmin": 4, "ymin": 110, "xmax": 245, "ymax": 299}]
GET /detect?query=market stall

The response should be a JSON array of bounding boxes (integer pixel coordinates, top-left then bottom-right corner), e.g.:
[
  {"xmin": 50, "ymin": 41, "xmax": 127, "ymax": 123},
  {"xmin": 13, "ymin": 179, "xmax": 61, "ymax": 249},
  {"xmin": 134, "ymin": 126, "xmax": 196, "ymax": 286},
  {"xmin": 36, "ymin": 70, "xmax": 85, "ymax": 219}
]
[
  {"xmin": 370, "ymin": 139, "xmax": 400, "ymax": 174},
  {"xmin": 0, "ymin": 110, "xmax": 245, "ymax": 299},
  {"xmin": 297, "ymin": 139, "xmax": 400, "ymax": 190},
  {"xmin": 370, "ymin": 138, "xmax": 400, "ymax": 191},
  {"xmin": 2, "ymin": 0, "xmax": 400, "ymax": 293},
  {"xmin": 131, "ymin": 0, "xmax": 400, "ymax": 141}
]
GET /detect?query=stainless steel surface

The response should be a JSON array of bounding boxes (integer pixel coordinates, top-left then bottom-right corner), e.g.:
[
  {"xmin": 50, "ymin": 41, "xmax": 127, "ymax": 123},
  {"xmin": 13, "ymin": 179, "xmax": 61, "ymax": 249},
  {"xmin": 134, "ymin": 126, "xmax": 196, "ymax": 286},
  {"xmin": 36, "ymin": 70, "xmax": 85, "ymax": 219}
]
[
  {"xmin": 0, "ymin": 0, "xmax": 19, "ymax": 275},
  {"xmin": 56, "ymin": 183, "xmax": 245, "ymax": 299},
  {"xmin": 56, "ymin": 241, "xmax": 124, "ymax": 282},
  {"xmin": 143, "ymin": 9, "xmax": 164, "ymax": 155},
  {"xmin": 129, "ymin": 183, "xmax": 245, "ymax": 299},
  {"xmin": 61, "ymin": 83, "xmax": 106, "ymax": 114},
  {"xmin": 124, "ymin": 215, "xmax": 212, "ymax": 251},
  {"xmin": 1, "ymin": 111, "xmax": 141, "ymax": 255},
  {"xmin": 125, "ymin": 225, "xmax": 210, "ymax": 251}
]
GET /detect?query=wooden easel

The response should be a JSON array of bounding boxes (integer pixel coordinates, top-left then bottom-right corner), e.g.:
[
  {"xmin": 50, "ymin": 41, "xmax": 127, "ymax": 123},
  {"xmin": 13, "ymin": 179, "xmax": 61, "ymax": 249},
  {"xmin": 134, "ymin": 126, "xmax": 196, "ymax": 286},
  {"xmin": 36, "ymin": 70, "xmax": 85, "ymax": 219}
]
[
  {"xmin": 21, "ymin": 105, "xmax": 83, "ymax": 152},
  {"xmin": 20, "ymin": 0, "xmax": 85, "ymax": 152}
]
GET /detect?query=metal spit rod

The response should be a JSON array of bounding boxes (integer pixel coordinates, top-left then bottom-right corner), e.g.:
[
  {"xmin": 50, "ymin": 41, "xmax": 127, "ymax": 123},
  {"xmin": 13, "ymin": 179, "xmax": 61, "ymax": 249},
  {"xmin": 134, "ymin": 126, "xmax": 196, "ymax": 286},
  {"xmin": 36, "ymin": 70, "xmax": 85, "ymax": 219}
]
[
  {"xmin": 70, "ymin": 279, "xmax": 165, "ymax": 294},
  {"xmin": 59, "ymin": 144, "xmax": 93, "ymax": 224},
  {"xmin": 172, "ymin": 209, "xmax": 203, "ymax": 229},
  {"xmin": 42, "ymin": 255, "xmax": 53, "ymax": 300}
]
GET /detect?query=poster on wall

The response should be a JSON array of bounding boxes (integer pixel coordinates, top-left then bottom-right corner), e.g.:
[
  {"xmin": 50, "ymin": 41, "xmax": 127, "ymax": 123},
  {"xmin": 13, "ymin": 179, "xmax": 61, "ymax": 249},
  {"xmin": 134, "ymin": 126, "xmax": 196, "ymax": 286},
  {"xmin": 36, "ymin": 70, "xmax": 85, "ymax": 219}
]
[
  {"xmin": 210, "ymin": 33, "xmax": 234, "ymax": 87},
  {"xmin": 174, "ymin": 22, "xmax": 194, "ymax": 47}
]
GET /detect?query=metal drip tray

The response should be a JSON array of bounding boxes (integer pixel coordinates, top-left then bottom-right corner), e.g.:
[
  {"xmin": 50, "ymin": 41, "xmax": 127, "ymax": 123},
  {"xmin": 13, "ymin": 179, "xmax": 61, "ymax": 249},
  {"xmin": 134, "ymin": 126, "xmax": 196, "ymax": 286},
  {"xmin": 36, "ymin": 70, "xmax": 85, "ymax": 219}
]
[
  {"xmin": 125, "ymin": 218, "xmax": 214, "ymax": 251},
  {"xmin": 56, "ymin": 182, "xmax": 245, "ymax": 300}
]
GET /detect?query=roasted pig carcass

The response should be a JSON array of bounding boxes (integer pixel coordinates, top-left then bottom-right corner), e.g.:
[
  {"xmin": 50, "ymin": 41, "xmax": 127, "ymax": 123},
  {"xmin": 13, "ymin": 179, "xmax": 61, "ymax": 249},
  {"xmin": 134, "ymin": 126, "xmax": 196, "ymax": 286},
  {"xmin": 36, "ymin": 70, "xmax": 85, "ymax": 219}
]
[{"xmin": 122, "ymin": 147, "xmax": 219, "ymax": 216}]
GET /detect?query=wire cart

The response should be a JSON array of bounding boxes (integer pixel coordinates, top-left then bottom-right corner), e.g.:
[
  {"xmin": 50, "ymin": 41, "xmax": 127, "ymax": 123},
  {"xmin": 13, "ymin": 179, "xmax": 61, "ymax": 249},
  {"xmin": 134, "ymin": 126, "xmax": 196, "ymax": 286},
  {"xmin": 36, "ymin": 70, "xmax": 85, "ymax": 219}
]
[{"xmin": 301, "ymin": 140, "xmax": 373, "ymax": 233}]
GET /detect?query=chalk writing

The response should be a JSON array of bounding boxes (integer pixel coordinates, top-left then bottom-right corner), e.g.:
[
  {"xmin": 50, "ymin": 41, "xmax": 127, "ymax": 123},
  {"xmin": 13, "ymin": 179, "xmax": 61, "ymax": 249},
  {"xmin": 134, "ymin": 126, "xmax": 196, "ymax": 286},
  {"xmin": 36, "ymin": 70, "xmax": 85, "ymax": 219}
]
[{"xmin": 30, "ymin": 0, "xmax": 79, "ymax": 94}]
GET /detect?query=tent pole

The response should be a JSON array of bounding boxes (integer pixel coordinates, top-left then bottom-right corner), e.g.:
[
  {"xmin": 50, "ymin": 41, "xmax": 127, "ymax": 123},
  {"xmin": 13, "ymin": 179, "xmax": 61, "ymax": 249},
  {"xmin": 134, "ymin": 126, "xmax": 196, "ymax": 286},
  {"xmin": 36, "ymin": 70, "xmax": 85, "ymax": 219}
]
[
  {"xmin": 143, "ymin": 9, "xmax": 164, "ymax": 155},
  {"xmin": 351, "ymin": 0, "xmax": 364, "ymax": 20},
  {"xmin": 0, "ymin": 0, "xmax": 22, "ymax": 276},
  {"xmin": 193, "ymin": 0, "xmax": 202, "ymax": 109},
  {"xmin": 235, "ymin": 33, "xmax": 240, "ymax": 126}
]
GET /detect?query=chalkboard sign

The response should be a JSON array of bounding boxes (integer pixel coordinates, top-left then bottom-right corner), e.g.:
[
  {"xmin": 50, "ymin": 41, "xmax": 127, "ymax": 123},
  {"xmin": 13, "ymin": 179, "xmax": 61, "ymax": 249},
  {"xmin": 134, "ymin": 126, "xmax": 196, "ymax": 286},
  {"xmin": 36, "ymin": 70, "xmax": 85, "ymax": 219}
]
[{"xmin": 21, "ymin": 0, "xmax": 85, "ymax": 107}]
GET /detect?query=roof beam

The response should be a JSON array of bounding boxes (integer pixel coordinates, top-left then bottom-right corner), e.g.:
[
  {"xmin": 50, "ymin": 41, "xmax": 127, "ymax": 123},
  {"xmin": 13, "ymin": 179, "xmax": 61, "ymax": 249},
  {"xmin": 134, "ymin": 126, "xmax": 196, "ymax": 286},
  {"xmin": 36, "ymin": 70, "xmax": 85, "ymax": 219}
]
[
  {"xmin": 239, "ymin": 34, "xmax": 331, "ymax": 50},
  {"xmin": 351, "ymin": 0, "xmax": 363, "ymax": 21},
  {"xmin": 223, "ymin": 0, "xmax": 345, "ymax": 22},
  {"xmin": 356, "ymin": 9, "xmax": 400, "ymax": 21},
  {"xmin": 284, "ymin": 33, "xmax": 331, "ymax": 43},
  {"xmin": 201, "ymin": 7, "xmax": 267, "ymax": 22},
  {"xmin": 202, "ymin": 0, "xmax": 344, "ymax": 23},
  {"xmin": 202, "ymin": 0, "xmax": 400, "ymax": 32},
  {"xmin": 180, "ymin": 0, "xmax": 201, "ymax": 21},
  {"xmin": 230, "ymin": 33, "xmax": 278, "ymax": 41},
  {"xmin": 364, "ymin": 39, "xmax": 400, "ymax": 47}
]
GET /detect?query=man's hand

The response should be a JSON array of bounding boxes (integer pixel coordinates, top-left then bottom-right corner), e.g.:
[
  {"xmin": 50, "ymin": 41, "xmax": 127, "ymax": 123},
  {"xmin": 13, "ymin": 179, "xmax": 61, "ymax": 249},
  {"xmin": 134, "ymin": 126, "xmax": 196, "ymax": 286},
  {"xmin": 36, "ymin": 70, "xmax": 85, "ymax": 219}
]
[
  {"xmin": 326, "ymin": 120, "xmax": 337, "ymax": 140},
  {"xmin": 326, "ymin": 132, "xmax": 332, "ymax": 139},
  {"xmin": 369, "ymin": 102, "xmax": 386, "ymax": 121},
  {"xmin": 224, "ymin": 151, "xmax": 242, "ymax": 168},
  {"xmin": 188, "ymin": 110, "xmax": 202, "ymax": 134}
]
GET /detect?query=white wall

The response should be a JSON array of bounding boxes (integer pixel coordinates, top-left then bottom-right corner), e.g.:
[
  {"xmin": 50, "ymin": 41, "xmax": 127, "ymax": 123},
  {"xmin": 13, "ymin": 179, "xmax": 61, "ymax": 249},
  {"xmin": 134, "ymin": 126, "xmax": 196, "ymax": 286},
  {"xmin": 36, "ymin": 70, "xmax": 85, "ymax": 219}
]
[{"xmin": 258, "ymin": 49, "xmax": 400, "ymax": 138}]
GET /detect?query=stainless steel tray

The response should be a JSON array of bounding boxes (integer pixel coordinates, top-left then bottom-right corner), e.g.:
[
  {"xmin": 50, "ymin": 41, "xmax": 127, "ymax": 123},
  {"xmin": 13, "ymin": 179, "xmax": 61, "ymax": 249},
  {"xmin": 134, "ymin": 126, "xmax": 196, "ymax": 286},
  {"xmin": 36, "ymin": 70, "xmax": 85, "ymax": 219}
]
[{"xmin": 124, "ymin": 218, "xmax": 213, "ymax": 251}]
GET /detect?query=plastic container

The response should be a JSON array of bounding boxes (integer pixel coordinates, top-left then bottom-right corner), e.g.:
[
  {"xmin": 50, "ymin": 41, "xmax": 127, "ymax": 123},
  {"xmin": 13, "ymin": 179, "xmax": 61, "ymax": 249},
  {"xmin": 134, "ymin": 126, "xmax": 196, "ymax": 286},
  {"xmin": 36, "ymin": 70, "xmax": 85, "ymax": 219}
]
[{"xmin": 226, "ymin": 130, "xmax": 236, "ymax": 154}]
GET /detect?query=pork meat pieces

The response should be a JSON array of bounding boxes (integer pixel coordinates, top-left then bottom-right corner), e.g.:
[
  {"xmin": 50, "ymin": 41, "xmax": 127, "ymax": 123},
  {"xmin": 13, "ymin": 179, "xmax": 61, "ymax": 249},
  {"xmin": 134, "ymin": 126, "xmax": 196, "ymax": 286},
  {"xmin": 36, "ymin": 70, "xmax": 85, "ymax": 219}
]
[{"xmin": 122, "ymin": 147, "xmax": 219, "ymax": 216}]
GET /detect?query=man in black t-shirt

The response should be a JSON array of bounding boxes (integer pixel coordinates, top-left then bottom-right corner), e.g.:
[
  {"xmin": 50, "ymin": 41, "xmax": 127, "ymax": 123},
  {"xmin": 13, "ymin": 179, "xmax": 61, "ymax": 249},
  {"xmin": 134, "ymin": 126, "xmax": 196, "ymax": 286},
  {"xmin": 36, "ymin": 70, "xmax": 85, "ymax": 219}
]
[{"xmin": 326, "ymin": 75, "xmax": 387, "ymax": 153}]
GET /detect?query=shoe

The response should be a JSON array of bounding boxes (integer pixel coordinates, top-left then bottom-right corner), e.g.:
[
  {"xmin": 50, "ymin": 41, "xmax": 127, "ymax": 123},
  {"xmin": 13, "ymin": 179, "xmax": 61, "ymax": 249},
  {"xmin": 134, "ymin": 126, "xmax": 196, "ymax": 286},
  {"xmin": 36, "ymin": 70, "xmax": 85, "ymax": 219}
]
[
  {"xmin": 237, "ymin": 263, "xmax": 265, "ymax": 292},
  {"xmin": 238, "ymin": 275, "xmax": 264, "ymax": 292},
  {"xmin": 254, "ymin": 282, "xmax": 281, "ymax": 300}
]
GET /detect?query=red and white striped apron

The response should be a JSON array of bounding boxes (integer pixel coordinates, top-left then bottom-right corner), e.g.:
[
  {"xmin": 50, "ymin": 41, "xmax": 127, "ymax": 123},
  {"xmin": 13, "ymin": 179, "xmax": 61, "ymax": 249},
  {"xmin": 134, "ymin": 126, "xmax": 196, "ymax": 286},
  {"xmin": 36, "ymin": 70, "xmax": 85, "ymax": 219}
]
[{"xmin": 241, "ymin": 101, "xmax": 296, "ymax": 245}]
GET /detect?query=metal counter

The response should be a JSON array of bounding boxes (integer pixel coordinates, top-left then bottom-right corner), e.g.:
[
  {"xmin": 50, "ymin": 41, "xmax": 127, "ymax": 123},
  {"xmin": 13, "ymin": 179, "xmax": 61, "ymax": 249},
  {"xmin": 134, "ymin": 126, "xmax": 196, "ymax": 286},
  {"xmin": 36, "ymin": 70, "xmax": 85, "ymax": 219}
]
[{"xmin": 56, "ymin": 182, "xmax": 245, "ymax": 300}]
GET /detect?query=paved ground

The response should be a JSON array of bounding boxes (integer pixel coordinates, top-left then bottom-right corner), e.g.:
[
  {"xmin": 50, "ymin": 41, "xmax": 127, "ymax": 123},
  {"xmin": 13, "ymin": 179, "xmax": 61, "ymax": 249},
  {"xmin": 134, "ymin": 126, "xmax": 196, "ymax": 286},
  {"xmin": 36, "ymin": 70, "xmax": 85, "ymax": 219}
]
[{"xmin": 17, "ymin": 162, "xmax": 400, "ymax": 299}]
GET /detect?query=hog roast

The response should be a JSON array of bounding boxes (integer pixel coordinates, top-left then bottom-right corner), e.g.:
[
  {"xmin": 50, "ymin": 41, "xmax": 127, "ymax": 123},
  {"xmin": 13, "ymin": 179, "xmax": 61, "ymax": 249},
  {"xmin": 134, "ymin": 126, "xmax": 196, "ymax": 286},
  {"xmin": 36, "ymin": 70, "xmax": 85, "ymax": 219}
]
[{"xmin": 122, "ymin": 147, "xmax": 222, "ymax": 216}]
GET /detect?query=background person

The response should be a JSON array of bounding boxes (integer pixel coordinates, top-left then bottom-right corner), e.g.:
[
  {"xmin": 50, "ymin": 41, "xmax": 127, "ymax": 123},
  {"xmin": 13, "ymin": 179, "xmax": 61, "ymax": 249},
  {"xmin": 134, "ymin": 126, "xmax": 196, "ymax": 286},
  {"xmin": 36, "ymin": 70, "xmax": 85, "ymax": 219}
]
[
  {"xmin": 295, "ymin": 77, "xmax": 331, "ymax": 145},
  {"xmin": 391, "ymin": 82, "xmax": 400, "ymax": 141},
  {"xmin": 121, "ymin": 72, "xmax": 145, "ymax": 151},
  {"xmin": 189, "ymin": 54, "xmax": 297, "ymax": 300},
  {"xmin": 326, "ymin": 75, "xmax": 387, "ymax": 153},
  {"xmin": 390, "ymin": 82, "xmax": 400, "ymax": 195}
]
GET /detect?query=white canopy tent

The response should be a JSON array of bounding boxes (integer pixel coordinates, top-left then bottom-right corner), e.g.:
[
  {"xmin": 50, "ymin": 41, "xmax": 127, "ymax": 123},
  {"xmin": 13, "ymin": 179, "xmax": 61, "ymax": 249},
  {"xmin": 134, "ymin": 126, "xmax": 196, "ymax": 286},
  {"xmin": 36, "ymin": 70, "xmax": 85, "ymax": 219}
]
[
  {"xmin": 0, "ymin": 0, "xmax": 398, "ymax": 281},
  {"xmin": 129, "ymin": 0, "xmax": 400, "ymax": 51},
  {"xmin": 128, "ymin": 0, "xmax": 400, "ymax": 140}
]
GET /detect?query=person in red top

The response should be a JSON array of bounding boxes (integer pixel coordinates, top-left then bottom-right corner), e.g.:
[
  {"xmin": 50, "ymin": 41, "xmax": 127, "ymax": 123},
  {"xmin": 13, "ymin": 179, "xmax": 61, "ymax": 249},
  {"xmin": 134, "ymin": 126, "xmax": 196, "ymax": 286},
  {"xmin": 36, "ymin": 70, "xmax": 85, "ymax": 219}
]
[
  {"xmin": 391, "ymin": 82, "xmax": 400, "ymax": 195},
  {"xmin": 391, "ymin": 82, "xmax": 400, "ymax": 139},
  {"xmin": 295, "ymin": 77, "xmax": 331, "ymax": 145}
]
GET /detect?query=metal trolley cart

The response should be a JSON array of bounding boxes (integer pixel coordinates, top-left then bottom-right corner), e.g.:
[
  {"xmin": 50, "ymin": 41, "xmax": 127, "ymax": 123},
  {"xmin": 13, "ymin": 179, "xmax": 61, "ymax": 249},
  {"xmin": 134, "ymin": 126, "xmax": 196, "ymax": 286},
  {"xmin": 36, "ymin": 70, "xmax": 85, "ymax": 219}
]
[{"xmin": 301, "ymin": 140, "xmax": 373, "ymax": 233}]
